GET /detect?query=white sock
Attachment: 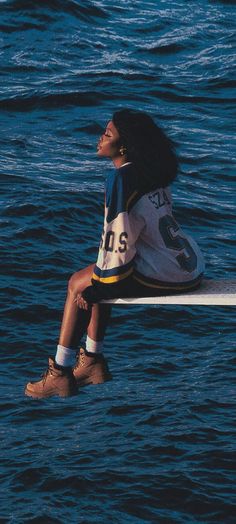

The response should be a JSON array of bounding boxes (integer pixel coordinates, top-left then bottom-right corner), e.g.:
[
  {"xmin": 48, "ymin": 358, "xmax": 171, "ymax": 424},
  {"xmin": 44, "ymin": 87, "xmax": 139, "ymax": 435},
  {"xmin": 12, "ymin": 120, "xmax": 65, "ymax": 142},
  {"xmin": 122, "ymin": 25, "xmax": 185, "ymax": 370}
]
[
  {"xmin": 86, "ymin": 336, "xmax": 103, "ymax": 354},
  {"xmin": 55, "ymin": 345, "xmax": 76, "ymax": 367}
]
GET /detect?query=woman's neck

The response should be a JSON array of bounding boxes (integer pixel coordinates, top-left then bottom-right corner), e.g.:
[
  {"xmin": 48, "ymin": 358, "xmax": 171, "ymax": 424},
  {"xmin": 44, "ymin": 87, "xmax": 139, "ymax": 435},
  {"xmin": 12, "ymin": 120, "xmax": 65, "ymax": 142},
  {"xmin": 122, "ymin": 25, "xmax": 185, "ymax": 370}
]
[{"xmin": 112, "ymin": 157, "xmax": 131, "ymax": 168}]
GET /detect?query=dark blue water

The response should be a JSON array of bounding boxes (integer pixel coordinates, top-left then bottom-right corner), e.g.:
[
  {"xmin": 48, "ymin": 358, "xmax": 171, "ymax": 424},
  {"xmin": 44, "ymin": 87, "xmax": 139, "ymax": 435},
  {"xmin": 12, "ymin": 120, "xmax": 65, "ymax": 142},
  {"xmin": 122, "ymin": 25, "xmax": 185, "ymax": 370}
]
[{"xmin": 1, "ymin": 1, "xmax": 236, "ymax": 522}]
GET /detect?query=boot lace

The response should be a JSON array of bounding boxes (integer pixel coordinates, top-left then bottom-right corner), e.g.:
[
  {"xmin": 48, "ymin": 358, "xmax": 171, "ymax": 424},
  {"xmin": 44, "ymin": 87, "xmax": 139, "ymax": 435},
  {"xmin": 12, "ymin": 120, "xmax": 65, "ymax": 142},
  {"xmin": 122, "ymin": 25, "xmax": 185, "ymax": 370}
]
[
  {"xmin": 74, "ymin": 350, "xmax": 85, "ymax": 369},
  {"xmin": 41, "ymin": 364, "xmax": 54, "ymax": 384}
]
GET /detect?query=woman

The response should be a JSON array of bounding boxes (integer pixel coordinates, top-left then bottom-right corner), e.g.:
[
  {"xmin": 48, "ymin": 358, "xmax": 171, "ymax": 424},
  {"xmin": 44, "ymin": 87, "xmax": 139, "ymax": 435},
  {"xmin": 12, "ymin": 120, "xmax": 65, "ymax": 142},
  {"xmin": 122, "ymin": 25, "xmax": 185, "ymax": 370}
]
[{"xmin": 25, "ymin": 109, "xmax": 205, "ymax": 398}]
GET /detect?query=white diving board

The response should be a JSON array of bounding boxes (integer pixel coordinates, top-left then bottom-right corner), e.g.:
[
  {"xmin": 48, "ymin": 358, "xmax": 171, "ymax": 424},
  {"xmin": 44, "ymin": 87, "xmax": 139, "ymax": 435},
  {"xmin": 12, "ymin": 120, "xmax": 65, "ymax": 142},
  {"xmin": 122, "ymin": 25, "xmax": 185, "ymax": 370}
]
[{"xmin": 102, "ymin": 280, "xmax": 236, "ymax": 306}]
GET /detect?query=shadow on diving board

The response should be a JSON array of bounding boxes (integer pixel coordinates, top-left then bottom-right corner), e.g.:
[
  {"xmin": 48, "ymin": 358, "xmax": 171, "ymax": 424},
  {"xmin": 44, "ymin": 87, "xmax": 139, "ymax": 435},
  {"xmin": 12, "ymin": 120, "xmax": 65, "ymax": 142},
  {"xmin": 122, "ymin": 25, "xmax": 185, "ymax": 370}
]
[{"xmin": 101, "ymin": 280, "xmax": 236, "ymax": 306}]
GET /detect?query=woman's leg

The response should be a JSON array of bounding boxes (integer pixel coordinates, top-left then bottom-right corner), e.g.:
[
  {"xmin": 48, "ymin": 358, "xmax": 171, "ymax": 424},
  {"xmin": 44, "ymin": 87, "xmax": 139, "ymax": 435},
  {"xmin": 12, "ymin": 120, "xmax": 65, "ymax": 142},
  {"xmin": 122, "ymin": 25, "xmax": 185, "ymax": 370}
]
[
  {"xmin": 58, "ymin": 264, "xmax": 112, "ymax": 386},
  {"xmin": 25, "ymin": 264, "xmax": 112, "ymax": 398},
  {"xmin": 58, "ymin": 264, "xmax": 112, "ymax": 349}
]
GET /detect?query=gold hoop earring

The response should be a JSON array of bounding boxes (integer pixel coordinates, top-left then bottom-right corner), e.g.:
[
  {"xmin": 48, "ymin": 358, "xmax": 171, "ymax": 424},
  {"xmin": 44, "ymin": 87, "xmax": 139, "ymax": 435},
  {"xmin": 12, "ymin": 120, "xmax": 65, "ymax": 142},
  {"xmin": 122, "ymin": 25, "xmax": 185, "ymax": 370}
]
[{"xmin": 120, "ymin": 146, "xmax": 127, "ymax": 156}]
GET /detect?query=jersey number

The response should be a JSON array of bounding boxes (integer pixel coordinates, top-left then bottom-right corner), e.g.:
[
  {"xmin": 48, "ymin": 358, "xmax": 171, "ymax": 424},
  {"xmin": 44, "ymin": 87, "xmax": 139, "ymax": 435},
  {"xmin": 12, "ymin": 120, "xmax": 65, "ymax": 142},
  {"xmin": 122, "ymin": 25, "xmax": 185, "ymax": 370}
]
[{"xmin": 159, "ymin": 215, "xmax": 197, "ymax": 273}]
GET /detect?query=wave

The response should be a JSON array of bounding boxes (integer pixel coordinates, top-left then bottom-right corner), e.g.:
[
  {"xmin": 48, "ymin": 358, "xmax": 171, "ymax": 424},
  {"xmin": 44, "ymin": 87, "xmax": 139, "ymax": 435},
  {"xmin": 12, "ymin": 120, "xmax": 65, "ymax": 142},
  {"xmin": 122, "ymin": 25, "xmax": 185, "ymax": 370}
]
[
  {"xmin": 0, "ymin": 91, "xmax": 100, "ymax": 111},
  {"xmin": 0, "ymin": 84, "xmax": 153, "ymax": 111},
  {"xmin": 140, "ymin": 43, "xmax": 184, "ymax": 55},
  {"xmin": 149, "ymin": 88, "xmax": 236, "ymax": 105},
  {"xmin": 1, "ymin": 0, "xmax": 108, "ymax": 23}
]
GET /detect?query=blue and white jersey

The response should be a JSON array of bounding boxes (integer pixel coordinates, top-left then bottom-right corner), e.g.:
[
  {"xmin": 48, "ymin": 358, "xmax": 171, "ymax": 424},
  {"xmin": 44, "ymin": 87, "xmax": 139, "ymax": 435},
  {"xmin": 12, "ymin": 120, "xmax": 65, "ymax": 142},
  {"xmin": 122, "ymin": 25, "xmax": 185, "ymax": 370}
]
[{"xmin": 92, "ymin": 163, "xmax": 205, "ymax": 294}]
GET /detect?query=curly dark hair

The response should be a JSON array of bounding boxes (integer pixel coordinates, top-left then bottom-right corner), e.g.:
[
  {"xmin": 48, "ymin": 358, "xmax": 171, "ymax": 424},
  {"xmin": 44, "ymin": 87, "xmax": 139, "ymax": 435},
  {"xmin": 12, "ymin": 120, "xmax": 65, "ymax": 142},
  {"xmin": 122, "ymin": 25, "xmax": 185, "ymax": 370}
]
[{"xmin": 112, "ymin": 109, "xmax": 178, "ymax": 191}]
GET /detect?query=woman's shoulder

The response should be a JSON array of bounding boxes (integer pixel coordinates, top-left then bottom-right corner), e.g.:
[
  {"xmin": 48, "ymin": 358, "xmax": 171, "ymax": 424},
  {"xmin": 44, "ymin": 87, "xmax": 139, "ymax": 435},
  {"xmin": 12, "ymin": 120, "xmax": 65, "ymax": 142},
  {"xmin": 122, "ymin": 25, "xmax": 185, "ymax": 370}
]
[
  {"xmin": 115, "ymin": 162, "xmax": 135, "ymax": 180},
  {"xmin": 131, "ymin": 185, "xmax": 173, "ymax": 216},
  {"xmin": 108, "ymin": 163, "xmax": 136, "ymax": 192},
  {"xmin": 105, "ymin": 164, "xmax": 140, "ymax": 217}
]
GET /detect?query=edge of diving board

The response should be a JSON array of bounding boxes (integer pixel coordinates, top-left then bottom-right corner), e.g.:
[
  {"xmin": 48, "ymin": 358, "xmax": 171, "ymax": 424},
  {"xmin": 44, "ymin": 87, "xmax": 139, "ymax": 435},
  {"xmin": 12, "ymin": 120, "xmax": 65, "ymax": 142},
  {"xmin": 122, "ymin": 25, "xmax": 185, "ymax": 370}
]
[{"xmin": 101, "ymin": 279, "xmax": 236, "ymax": 306}]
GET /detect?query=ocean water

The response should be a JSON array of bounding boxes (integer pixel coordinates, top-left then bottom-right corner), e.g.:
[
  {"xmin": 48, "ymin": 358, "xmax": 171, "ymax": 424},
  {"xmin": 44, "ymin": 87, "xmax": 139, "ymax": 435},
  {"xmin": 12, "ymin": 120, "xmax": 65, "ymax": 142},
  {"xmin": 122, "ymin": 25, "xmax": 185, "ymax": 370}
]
[{"xmin": 0, "ymin": 0, "xmax": 236, "ymax": 522}]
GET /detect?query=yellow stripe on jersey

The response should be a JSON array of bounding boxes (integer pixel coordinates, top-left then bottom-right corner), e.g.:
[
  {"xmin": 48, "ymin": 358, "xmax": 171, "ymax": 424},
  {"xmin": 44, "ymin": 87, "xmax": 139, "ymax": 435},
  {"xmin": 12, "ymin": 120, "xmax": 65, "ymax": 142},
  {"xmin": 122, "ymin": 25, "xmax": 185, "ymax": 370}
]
[
  {"xmin": 133, "ymin": 274, "xmax": 202, "ymax": 290},
  {"xmin": 92, "ymin": 267, "xmax": 133, "ymax": 284}
]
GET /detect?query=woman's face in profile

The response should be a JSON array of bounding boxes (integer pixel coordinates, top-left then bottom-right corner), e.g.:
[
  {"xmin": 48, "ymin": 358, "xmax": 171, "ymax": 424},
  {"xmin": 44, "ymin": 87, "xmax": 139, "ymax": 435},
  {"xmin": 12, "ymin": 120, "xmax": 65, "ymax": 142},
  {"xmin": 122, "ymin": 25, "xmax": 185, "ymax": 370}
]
[{"xmin": 97, "ymin": 120, "xmax": 121, "ymax": 161}]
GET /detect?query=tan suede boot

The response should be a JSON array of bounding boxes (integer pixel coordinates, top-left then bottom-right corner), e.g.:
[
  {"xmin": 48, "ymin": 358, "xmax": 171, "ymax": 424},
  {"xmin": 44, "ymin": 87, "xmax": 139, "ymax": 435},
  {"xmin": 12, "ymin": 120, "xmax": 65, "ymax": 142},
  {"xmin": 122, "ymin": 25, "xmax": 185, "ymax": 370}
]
[
  {"xmin": 25, "ymin": 357, "xmax": 78, "ymax": 399},
  {"xmin": 73, "ymin": 348, "xmax": 112, "ymax": 387}
]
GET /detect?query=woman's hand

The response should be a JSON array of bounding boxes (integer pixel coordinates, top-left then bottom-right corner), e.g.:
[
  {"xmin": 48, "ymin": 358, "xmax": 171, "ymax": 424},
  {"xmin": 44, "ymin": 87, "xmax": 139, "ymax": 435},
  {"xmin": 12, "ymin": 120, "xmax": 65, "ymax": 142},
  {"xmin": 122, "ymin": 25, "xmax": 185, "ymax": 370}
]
[
  {"xmin": 76, "ymin": 293, "xmax": 89, "ymax": 310},
  {"xmin": 80, "ymin": 285, "xmax": 97, "ymax": 306}
]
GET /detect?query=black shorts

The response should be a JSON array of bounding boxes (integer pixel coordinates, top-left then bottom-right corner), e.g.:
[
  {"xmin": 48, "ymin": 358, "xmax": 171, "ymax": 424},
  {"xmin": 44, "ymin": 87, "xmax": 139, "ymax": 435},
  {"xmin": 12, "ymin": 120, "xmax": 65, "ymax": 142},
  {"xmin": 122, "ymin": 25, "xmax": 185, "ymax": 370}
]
[{"xmin": 116, "ymin": 273, "xmax": 203, "ymax": 298}]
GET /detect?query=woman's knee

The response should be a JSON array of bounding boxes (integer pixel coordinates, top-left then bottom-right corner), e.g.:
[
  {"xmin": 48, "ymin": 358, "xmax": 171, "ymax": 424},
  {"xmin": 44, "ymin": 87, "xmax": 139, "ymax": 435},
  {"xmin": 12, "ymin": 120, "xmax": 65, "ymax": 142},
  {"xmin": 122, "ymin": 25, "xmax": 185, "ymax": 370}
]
[
  {"xmin": 68, "ymin": 272, "xmax": 81, "ymax": 296},
  {"xmin": 68, "ymin": 264, "xmax": 95, "ymax": 296}
]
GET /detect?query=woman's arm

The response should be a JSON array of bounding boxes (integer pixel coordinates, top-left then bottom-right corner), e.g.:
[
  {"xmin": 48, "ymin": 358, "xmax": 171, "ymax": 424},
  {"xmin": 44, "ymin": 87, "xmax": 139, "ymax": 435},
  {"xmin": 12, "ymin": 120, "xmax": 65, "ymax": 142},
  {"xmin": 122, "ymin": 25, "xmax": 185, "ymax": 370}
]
[{"xmin": 82, "ymin": 168, "xmax": 144, "ymax": 303}]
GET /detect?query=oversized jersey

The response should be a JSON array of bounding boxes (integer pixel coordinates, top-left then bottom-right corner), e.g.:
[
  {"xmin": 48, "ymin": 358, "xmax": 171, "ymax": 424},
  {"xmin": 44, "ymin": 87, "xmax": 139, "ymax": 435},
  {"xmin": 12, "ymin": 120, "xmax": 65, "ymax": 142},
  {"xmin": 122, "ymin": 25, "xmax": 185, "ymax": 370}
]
[{"xmin": 90, "ymin": 163, "xmax": 205, "ymax": 299}]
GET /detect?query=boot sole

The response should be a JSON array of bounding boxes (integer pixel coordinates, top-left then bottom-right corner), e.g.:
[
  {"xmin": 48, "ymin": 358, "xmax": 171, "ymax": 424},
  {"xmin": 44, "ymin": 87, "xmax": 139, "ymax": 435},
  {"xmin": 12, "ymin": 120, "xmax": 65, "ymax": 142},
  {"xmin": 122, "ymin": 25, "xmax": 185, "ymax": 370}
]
[{"xmin": 24, "ymin": 386, "xmax": 78, "ymax": 399}]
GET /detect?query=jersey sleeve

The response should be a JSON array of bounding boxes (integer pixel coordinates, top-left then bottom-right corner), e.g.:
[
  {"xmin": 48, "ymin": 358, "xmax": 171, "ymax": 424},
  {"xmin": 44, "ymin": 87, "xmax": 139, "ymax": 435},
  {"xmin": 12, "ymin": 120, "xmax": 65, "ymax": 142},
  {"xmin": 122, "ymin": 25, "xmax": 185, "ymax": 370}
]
[{"xmin": 83, "ymin": 169, "xmax": 144, "ymax": 302}]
